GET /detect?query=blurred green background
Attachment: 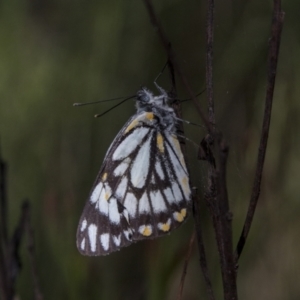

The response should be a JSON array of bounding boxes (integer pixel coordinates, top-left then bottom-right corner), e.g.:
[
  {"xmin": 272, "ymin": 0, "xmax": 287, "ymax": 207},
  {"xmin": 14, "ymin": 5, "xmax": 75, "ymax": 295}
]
[{"xmin": 0, "ymin": 0, "xmax": 299, "ymax": 299}]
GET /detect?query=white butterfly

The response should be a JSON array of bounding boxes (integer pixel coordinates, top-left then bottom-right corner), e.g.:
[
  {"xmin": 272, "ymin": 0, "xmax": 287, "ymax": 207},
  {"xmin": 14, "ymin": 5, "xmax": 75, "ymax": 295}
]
[{"xmin": 77, "ymin": 85, "xmax": 191, "ymax": 255}]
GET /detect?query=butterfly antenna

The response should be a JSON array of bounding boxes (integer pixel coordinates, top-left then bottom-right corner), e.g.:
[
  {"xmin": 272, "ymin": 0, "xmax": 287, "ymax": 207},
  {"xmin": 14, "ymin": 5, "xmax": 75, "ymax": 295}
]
[
  {"xmin": 73, "ymin": 96, "xmax": 134, "ymax": 107},
  {"xmin": 94, "ymin": 95, "xmax": 135, "ymax": 118},
  {"xmin": 175, "ymin": 117, "xmax": 205, "ymax": 129},
  {"xmin": 178, "ymin": 88, "xmax": 206, "ymax": 103},
  {"xmin": 154, "ymin": 61, "xmax": 168, "ymax": 84},
  {"xmin": 176, "ymin": 133, "xmax": 200, "ymax": 150}
]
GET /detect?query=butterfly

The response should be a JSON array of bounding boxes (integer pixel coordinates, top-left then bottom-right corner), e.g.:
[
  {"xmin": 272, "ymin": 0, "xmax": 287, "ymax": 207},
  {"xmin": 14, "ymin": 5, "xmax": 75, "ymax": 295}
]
[{"xmin": 76, "ymin": 84, "xmax": 192, "ymax": 256}]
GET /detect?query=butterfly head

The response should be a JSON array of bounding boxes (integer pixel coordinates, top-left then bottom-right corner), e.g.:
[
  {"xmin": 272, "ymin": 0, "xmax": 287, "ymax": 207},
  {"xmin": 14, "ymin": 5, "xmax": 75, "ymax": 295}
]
[{"xmin": 136, "ymin": 87, "xmax": 170, "ymax": 112}]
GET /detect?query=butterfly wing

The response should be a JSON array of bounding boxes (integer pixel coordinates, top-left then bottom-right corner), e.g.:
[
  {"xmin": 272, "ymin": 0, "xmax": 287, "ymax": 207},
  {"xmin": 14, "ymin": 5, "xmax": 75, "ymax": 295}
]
[{"xmin": 77, "ymin": 111, "xmax": 191, "ymax": 256}]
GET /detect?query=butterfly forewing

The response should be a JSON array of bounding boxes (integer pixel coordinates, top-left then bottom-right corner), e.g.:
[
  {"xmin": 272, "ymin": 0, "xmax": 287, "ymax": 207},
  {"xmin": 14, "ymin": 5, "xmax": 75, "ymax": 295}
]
[{"xmin": 77, "ymin": 88, "xmax": 192, "ymax": 256}]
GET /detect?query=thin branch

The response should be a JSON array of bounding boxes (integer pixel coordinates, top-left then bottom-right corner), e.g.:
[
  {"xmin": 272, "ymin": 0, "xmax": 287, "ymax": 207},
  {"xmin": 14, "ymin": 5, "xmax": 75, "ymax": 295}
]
[
  {"xmin": 235, "ymin": 0, "xmax": 285, "ymax": 262},
  {"xmin": 177, "ymin": 232, "xmax": 196, "ymax": 300},
  {"xmin": 193, "ymin": 195, "xmax": 216, "ymax": 300},
  {"xmin": 204, "ymin": 0, "xmax": 237, "ymax": 298},
  {"xmin": 216, "ymin": 140, "xmax": 237, "ymax": 299},
  {"xmin": 206, "ymin": 0, "xmax": 215, "ymax": 128},
  {"xmin": 143, "ymin": 0, "xmax": 213, "ymax": 133}
]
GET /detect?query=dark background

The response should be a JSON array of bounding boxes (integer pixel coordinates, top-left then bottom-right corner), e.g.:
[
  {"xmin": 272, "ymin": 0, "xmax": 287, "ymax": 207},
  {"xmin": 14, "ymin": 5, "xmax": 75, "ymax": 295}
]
[{"xmin": 0, "ymin": 0, "xmax": 299, "ymax": 299}]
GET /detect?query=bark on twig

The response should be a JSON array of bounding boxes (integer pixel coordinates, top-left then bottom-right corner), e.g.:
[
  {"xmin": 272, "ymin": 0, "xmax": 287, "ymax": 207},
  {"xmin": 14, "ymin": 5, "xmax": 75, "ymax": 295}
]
[
  {"xmin": 193, "ymin": 196, "xmax": 216, "ymax": 300},
  {"xmin": 177, "ymin": 232, "xmax": 196, "ymax": 300},
  {"xmin": 204, "ymin": 0, "xmax": 238, "ymax": 298}
]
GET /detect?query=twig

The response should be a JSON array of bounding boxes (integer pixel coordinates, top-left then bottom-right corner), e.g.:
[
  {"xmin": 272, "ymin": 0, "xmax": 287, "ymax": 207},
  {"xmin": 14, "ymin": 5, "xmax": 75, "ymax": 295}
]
[
  {"xmin": 204, "ymin": 0, "xmax": 238, "ymax": 298},
  {"xmin": 177, "ymin": 232, "xmax": 196, "ymax": 300},
  {"xmin": 206, "ymin": 0, "xmax": 215, "ymax": 128},
  {"xmin": 143, "ymin": 0, "xmax": 213, "ymax": 133},
  {"xmin": 235, "ymin": 0, "xmax": 285, "ymax": 262},
  {"xmin": 193, "ymin": 196, "xmax": 216, "ymax": 300},
  {"xmin": 216, "ymin": 140, "xmax": 237, "ymax": 299}
]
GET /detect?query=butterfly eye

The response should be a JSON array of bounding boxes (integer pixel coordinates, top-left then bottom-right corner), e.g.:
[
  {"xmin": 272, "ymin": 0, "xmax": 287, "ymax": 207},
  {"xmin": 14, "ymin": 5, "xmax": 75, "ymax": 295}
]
[{"xmin": 137, "ymin": 88, "xmax": 152, "ymax": 104}]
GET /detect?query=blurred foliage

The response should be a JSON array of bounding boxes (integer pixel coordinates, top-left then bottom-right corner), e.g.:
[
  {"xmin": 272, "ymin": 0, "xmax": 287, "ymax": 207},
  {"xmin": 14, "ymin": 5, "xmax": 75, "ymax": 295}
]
[{"xmin": 0, "ymin": 0, "xmax": 299, "ymax": 299}]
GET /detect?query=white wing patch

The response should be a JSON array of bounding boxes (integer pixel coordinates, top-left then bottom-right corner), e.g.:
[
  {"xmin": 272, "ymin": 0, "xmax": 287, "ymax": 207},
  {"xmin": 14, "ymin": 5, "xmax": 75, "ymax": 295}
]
[
  {"xmin": 131, "ymin": 136, "xmax": 152, "ymax": 188},
  {"xmin": 81, "ymin": 238, "xmax": 86, "ymax": 250},
  {"xmin": 150, "ymin": 190, "xmax": 167, "ymax": 213},
  {"xmin": 80, "ymin": 219, "xmax": 87, "ymax": 232},
  {"xmin": 123, "ymin": 192, "xmax": 138, "ymax": 217},
  {"xmin": 90, "ymin": 182, "xmax": 103, "ymax": 203},
  {"xmin": 139, "ymin": 192, "xmax": 150, "ymax": 213},
  {"xmin": 100, "ymin": 233, "xmax": 110, "ymax": 251},
  {"xmin": 163, "ymin": 187, "xmax": 176, "ymax": 204},
  {"xmin": 96, "ymin": 188, "xmax": 109, "ymax": 215},
  {"xmin": 115, "ymin": 176, "xmax": 128, "ymax": 199},
  {"xmin": 113, "ymin": 235, "xmax": 121, "ymax": 246},
  {"xmin": 171, "ymin": 182, "xmax": 182, "ymax": 203},
  {"xmin": 114, "ymin": 158, "xmax": 131, "ymax": 176},
  {"xmin": 112, "ymin": 127, "xmax": 149, "ymax": 161},
  {"xmin": 108, "ymin": 198, "xmax": 121, "ymax": 224},
  {"xmin": 155, "ymin": 159, "xmax": 164, "ymax": 180},
  {"xmin": 88, "ymin": 224, "xmax": 97, "ymax": 252},
  {"xmin": 166, "ymin": 143, "xmax": 187, "ymax": 181}
]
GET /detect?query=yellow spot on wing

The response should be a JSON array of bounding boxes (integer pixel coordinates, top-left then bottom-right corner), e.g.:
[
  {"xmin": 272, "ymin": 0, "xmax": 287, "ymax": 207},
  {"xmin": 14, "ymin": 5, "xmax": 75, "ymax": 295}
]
[
  {"xmin": 181, "ymin": 177, "xmax": 190, "ymax": 194},
  {"xmin": 102, "ymin": 173, "xmax": 107, "ymax": 181},
  {"xmin": 125, "ymin": 112, "xmax": 154, "ymax": 134},
  {"xmin": 174, "ymin": 208, "xmax": 187, "ymax": 222},
  {"xmin": 104, "ymin": 187, "xmax": 111, "ymax": 201},
  {"xmin": 145, "ymin": 112, "xmax": 154, "ymax": 120},
  {"xmin": 104, "ymin": 192, "xmax": 110, "ymax": 201},
  {"xmin": 125, "ymin": 119, "xmax": 139, "ymax": 133},
  {"xmin": 157, "ymin": 133, "xmax": 164, "ymax": 153},
  {"xmin": 142, "ymin": 226, "xmax": 152, "ymax": 236},
  {"xmin": 160, "ymin": 223, "xmax": 170, "ymax": 232}
]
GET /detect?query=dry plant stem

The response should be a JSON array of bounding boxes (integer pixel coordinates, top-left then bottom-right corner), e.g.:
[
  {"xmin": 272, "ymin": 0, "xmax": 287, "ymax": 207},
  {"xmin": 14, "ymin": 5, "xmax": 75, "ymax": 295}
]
[
  {"xmin": 235, "ymin": 0, "xmax": 285, "ymax": 262},
  {"xmin": 193, "ymin": 197, "xmax": 216, "ymax": 300},
  {"xmin": 177, "ymin": 232, "xmax": 196, "ymax": 300},
  {"xmin": 143, "ymin": 0, "xmax": 213, "ymax": 134},
  {"xmin": 205, "ymin": 0, "xmax": 237, "ymax": 298},
  {"xmin": 206, "ymin": 0, "xmax": 215, "ymax": 127},
  {"xmin": 216, "ymin": 141, "xmax": 237, "ymax": 299}
]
